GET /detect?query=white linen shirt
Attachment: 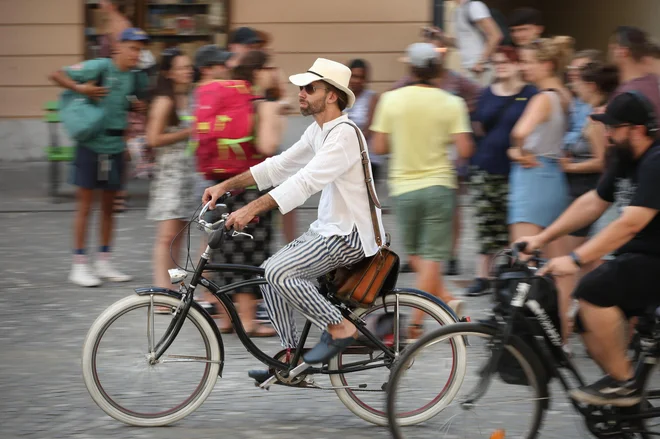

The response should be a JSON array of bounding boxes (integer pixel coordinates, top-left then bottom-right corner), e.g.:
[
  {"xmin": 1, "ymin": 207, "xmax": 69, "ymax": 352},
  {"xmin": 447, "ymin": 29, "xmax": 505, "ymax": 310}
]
[{"xmin": 250, "ymin": 115, "xmax": 385, "ymax": 257}]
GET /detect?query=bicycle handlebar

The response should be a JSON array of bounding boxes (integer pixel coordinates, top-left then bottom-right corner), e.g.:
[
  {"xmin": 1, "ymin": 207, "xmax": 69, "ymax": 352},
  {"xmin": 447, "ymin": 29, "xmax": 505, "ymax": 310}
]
[
  {"xmin": 199, "ymin": 189, "xmax": 245, "ymax": 220},
  {"xmin": 511, "ymin": 241, "xmax": 528, "ymax": 260},
  {"xmin": 509, "ymin": 242, "xmax": 546, "ymax": 271},
  {"xmin": 198, "ymin": 193, "xmax": 260, "ymax": 235}
]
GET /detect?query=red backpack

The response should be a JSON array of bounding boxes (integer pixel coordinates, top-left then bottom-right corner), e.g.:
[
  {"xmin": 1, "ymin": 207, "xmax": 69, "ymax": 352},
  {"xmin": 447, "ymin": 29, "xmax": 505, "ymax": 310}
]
[{"xmin": 194, "ymin": 80, "xmax": 265, "ymax": 180}]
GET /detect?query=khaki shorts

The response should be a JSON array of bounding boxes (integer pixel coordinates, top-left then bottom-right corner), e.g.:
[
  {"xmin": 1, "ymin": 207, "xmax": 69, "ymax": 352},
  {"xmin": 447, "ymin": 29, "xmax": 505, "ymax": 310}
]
[{"xmin": 393, "ymin": 185, "xmax": 455, "ymax": 262}]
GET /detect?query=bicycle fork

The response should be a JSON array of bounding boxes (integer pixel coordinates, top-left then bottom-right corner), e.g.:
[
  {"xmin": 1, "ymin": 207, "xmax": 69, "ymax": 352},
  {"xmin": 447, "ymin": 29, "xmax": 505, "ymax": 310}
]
[
  {"xmin": 462, "ymin": 318, "xmax": 517, "ymax": 407},
  {"xmin": 149, "ymin": 253, "xmax": 210, "ymax": 363}
]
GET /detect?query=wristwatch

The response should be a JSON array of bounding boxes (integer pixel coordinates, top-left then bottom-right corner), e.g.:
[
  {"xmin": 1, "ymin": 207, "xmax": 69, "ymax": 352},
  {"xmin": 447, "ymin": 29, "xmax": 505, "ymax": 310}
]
[{"xmin": 569, "ymin": 251, "xmax": 583, "ymax": 268}]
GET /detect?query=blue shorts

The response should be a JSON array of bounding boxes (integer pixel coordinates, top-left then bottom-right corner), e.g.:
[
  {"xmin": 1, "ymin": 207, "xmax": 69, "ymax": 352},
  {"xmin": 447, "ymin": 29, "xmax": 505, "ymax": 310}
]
[{"xmin": 70, "ymin": 145, "xmax": 125, "ymax": 191}]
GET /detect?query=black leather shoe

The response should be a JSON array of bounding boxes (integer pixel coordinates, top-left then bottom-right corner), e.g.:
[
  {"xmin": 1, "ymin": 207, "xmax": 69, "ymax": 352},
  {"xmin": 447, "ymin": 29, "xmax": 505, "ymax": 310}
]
[
  {"xmin": 465, "ymin": 278, "xmax": 490, "ymax": 297},
  {"xmin": 248, "ymin": 369, "xmax": 271, "ymax": 384},
  {"xmin": 303, "ymin": 331, "xmax": 357, "ymax": 365}
]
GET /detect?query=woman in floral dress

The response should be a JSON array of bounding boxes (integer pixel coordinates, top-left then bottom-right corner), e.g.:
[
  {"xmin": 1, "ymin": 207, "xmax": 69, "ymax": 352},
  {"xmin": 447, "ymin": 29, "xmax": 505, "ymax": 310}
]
[{"xmin": 145, "ymin": 47, "xmax": 195, "ymax": 289}]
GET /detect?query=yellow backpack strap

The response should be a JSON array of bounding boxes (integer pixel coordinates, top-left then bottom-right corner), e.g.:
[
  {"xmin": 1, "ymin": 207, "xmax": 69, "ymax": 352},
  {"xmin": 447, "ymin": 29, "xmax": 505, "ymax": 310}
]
[{"xmin": 218, "ymin": 136, "xmax": 254, "ymax": 145}]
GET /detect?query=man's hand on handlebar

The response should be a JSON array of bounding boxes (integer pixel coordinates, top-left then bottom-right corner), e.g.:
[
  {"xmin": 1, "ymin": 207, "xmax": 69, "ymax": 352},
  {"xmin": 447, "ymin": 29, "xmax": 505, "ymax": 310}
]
[
  {"xmin": 538, "ymin": 256, "xmax": 580, "ymax": 277},
  {"xmin": 512, "ymin": 240, "xmax": 580, "ymax": 277},
  {"xmin": 513, "ymin": 236, "xmax": 545, "ymax": 255},
  {"xmin": 202, "ymin": 183, "xmax": 228, "ymax": 209},
  {"xmin": 225, "ymin": 205, "xmax": 258, "ymax": 231}
]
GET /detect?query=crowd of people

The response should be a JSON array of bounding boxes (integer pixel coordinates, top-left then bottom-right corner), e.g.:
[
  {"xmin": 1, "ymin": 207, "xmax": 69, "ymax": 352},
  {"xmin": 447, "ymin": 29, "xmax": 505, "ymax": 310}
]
[
  {"xmin": 381, "ymin": 0, "xmax": 660, "ymax": 406},
  {"xmin": 48, "ymin": 0, "xmax": 660, "ymax": 396},
  {"xmin": 367, "ymin": 5, "xmax": 660, "ymax": 359}
]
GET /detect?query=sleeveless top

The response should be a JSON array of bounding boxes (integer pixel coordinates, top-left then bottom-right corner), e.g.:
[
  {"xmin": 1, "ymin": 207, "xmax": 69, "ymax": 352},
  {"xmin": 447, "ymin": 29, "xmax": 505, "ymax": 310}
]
[{"xmin": 522, "ymin": 90, "xmax": 567, "ymax": 158}]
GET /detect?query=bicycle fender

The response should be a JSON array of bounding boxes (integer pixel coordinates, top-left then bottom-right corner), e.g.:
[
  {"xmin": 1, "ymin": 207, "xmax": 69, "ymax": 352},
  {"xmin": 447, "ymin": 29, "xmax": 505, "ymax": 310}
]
[{"xmin": 134, "ymin": 286, "xmax": 225, "ymax": 377}]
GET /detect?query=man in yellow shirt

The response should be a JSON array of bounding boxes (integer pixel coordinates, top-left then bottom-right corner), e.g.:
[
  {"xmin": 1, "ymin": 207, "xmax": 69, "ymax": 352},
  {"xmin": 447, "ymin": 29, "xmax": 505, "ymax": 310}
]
[{"xmin": 371, "ymin": 42, "xmax": 474, "ymax": 330}]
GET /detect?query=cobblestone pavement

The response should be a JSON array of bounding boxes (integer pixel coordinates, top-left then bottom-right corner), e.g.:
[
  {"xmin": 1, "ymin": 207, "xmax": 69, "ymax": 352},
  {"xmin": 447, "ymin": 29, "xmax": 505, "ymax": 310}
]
[{"xmin": 0, "ymin": 164, "xmax": 650, "ymax": 439}]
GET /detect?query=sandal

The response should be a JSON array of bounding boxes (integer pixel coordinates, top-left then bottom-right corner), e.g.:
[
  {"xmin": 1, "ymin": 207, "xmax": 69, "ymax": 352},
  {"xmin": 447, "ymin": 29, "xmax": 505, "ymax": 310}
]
[
  {"xmin": 113, "ymin": 191, "xmax": 129, "ymax": 213},
  {"xmin": 219, "ymin": 324, "xmax": 234, "ymax": 334},
  {"xmin": 247, "ymin": 323, "xmax": 277, "ymax": 338},
  {"xmin": 199, "ymin": 301, "xmax": 233, "ymax": 333},
  {"xmin": 406, "ymin": 323, "xmax": 424, "ymax": 343}
]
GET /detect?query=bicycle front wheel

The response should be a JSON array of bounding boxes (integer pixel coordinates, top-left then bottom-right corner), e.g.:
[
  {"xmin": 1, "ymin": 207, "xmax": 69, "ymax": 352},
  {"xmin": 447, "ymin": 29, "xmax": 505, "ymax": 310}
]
[
  {"xmin": 81, "ymin": 293, "xmax": 222, "ymax": 426},
  {"xmin": 329, "ymin": 291, "xmax": 465, "ymax": 426},
  {"xmin": 387, "ymin": 322, "xmax": 548, "ymax": 439}
]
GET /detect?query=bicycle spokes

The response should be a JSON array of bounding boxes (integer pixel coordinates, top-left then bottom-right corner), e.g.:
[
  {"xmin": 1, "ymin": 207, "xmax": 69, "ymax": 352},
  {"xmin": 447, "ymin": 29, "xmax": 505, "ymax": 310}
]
[{"xmin": 90, "ymin": 297, "xmax": 217, "ymax": 418}]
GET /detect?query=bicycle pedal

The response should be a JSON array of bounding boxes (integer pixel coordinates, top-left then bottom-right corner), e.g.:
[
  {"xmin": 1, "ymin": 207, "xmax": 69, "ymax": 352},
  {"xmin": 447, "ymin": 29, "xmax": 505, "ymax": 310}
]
[
  {"xmin": 287, "ymin": 362, "xmax": 311, "ymax": 380},
  {"xmin": 258, "ymin": 374, "xmax": 278, "ymax": 390}
]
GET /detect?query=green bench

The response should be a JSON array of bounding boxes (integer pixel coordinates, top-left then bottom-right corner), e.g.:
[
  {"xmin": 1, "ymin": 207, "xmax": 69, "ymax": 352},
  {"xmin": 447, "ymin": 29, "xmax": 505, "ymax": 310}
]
[{"xmin": 44, "ymin": 101, "xmax": 75, "ymax": 199}]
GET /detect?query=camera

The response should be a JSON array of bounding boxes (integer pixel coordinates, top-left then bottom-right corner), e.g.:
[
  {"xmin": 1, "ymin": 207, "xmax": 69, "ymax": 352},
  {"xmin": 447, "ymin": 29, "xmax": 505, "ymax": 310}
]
[{"xmin": 421, "ymin": 26, "xmax": 441, "ymax": 41}]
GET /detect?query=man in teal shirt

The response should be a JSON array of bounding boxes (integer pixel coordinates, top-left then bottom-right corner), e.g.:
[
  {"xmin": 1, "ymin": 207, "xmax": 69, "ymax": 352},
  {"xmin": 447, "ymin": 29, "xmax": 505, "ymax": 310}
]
[{"xmin": 49, "ymin": 27, "xmax": 149, "ymax": 287}]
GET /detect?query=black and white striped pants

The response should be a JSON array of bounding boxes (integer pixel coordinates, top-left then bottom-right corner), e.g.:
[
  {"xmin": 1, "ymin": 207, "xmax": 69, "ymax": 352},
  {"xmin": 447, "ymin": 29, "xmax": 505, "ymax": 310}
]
[{"xmin": 260, "ymin": 228, "xmax": 364, "ymax": 348}]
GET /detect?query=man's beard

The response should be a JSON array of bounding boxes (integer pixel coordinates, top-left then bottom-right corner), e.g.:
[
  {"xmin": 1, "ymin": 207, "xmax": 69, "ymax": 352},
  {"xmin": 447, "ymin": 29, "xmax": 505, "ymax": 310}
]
[
  {"xmin": 606, "ymin": 137, "xmax": 636, "ymax": 171},
  {"xmin": 300, "ymin": 98, "xmax": 326, "ymax": 116}
]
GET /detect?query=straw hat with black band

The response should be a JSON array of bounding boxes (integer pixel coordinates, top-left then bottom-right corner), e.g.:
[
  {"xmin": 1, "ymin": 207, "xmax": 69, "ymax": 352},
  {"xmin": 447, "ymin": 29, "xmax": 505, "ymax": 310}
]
[{"xmin": 289, "ymin": 58, "xmax": 356, "ymax": 109}]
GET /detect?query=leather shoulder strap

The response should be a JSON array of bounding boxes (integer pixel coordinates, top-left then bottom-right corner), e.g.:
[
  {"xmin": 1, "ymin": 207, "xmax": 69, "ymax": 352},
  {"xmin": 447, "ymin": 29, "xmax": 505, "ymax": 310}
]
[{"xmin": 323, "ymin": 121, "xmax": 383, "ymax": 246}]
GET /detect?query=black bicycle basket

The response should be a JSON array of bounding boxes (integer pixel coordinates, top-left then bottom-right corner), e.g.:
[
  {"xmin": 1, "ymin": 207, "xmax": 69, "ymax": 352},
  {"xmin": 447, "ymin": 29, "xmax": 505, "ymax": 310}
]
[{"xmin": 487, "ymin": 254, "xmax": 560, "ymax": 386}]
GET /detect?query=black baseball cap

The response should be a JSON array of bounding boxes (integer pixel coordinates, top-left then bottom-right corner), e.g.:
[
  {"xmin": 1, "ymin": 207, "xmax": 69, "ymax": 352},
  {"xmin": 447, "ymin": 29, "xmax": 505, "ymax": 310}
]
[
  {"xmin": 228, "ymin": 27, "xmax": 263, "ymax": 45},
  {"xmin": 194, "ymin": 45, "xmax": 232, "ymax": 68},
  {"xmin": 591, "ymin": 92, "xmax": 658, "ymax": 129}
]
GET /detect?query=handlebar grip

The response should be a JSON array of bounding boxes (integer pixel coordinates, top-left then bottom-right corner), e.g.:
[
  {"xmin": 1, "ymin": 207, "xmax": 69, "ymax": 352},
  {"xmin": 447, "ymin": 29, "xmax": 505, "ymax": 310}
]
[
  {"xmin": 220, "ymin": 189, "xmax": 244, "ymax": 201},
  {"xmin": 511, "ymin": 241, "xmax": 527, "ymax": 260},
  {"xmin": 249, "ymin": 217, "xmax": 260, "ymax": 225},
  {"xmin": 514, "ymin": 241, "xmax": 528, "ymax": 252}
]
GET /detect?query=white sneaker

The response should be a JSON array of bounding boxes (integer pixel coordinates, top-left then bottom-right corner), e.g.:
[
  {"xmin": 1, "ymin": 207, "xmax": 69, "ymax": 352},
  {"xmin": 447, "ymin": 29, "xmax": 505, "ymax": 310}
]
[
  {"xmin": 448, "ymin": 299, "xmax": 466, "ymax": 319},
  {"xmin": 95, "ymin": 258, "xmax": 133, "ymax": 282},
  {"xmin": 69, "ymin": 262, "xmax": 103, "ymax": 287}
]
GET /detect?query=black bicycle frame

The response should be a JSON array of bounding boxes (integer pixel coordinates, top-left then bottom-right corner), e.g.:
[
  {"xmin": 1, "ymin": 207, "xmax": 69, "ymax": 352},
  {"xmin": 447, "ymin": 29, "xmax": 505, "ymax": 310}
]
[
  {"xmin": 481, "ymin": 282, "xmax": 660, "ymax": 433},
  {"xmin": 150, "ymin": 249, "xmax": 398, "ymax": 378}
]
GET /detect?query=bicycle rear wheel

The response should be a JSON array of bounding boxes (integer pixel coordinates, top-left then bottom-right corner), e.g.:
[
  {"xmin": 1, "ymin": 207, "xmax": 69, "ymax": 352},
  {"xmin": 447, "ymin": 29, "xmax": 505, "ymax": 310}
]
[
  {"xmin": 387, "ymin": 322, "xmax": 548, "ymax": 439},
  {"xmin": 329, "ymin": 292, "xmax": 464, "ymax": 426},
  {"xmin": 81, "ymin": 294, "xmax": 222, "ymax": 426}
]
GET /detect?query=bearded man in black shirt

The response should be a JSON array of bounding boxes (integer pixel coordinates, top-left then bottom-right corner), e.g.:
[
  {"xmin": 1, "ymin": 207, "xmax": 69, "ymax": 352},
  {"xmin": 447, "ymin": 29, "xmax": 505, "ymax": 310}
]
[{"xmin": 517, "ymin": 91, "xmax": 660, "ymax": 407}]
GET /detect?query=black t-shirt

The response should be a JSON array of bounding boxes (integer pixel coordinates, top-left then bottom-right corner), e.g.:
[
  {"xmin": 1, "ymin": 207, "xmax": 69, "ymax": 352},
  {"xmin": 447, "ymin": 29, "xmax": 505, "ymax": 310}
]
[{"xmin": 597, "ymin": 142, "xmax": 660, "ymax": 255}]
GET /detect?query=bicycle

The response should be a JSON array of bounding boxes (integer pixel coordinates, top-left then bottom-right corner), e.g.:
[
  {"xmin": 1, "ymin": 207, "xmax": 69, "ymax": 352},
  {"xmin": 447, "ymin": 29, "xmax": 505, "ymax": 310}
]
[
  {"xmin": 81, "ymin": 190, "xmax": 467, "ymax": 428},
  {"xmin": 386, "ymin": 242, "xmax": 660, "ymax": 439}
]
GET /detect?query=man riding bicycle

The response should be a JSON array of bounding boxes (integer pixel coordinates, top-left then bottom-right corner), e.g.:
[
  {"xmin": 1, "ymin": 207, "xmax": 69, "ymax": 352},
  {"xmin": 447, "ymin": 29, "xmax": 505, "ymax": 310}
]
[
  {"xmin": 203, "ymin": 58, "xmax": 385, "ymax": 382},
  {"xmin": 518, "ymin": 91, "xmax": 660, "ymax": 407}
]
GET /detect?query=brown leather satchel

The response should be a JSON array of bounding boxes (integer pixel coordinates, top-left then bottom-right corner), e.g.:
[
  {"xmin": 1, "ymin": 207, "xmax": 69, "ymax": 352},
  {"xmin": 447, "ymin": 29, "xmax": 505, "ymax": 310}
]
[{"xmin": 328, "ymin": 122, "xmax": 400, "ymax": 308}]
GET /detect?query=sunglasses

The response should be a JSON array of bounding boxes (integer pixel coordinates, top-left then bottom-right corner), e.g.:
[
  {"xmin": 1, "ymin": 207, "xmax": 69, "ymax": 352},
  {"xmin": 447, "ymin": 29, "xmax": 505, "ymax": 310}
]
[{"xmin": 299, "ymin": 84, "xmax": 328, "ymax": 95}]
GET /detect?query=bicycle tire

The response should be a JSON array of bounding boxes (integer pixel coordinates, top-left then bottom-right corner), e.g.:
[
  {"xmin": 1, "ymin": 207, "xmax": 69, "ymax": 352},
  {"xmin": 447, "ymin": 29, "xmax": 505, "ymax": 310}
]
[
  {"xmin": 329, "ymin": 293, "xmax": 464, "ymax": 426},
  {"xmin": 81, "ymin": 294, "xmax": 222, "ymax": 426},
  {"xmin": 387, "ymin": 322, "xmax": 549, "ymax": 439}
]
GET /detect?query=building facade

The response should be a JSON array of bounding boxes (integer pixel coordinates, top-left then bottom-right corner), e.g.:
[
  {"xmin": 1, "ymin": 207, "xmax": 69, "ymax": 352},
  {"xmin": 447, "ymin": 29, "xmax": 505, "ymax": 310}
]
[{"xmin": 1, "ymin": 0, "xmax": 659, "ymax": 160}]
